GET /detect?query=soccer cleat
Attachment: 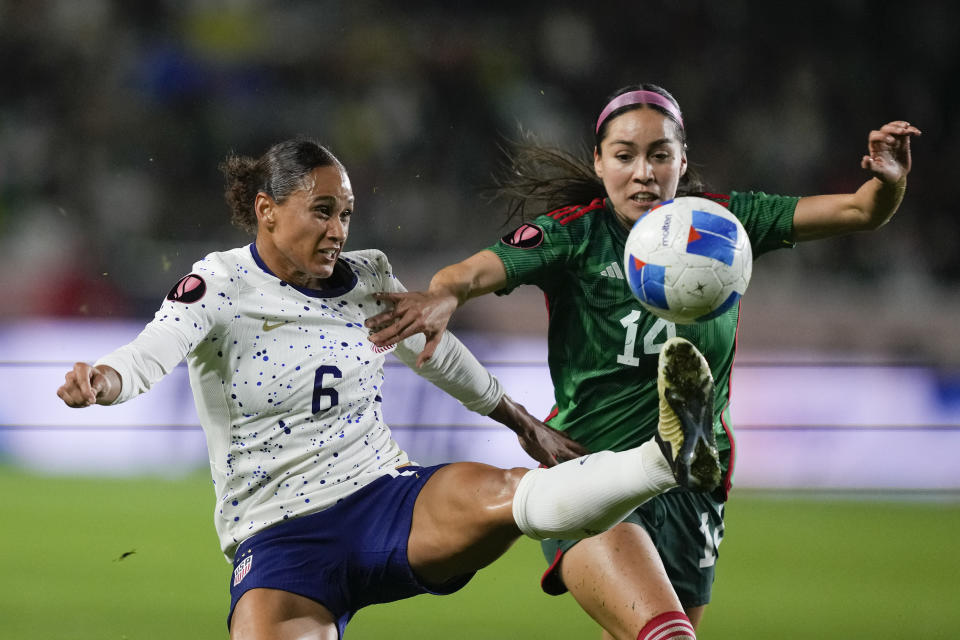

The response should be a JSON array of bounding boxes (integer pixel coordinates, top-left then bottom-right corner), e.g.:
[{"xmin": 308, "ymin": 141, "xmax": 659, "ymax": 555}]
[{"xmin": 656, "ymin": 337, "xmax": 721, "ymax": 492}]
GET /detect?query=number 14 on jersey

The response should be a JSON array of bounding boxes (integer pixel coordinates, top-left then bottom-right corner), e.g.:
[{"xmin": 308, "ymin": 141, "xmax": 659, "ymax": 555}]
[{"xmin": 617, "ymin": 313, "xmax": 676, "ymax": 366}]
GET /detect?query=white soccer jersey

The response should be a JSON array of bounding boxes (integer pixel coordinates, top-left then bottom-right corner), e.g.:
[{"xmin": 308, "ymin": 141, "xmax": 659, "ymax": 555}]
[{"xmin": 96, "ymin": 244, "xmax": 503, "ymax": 560}]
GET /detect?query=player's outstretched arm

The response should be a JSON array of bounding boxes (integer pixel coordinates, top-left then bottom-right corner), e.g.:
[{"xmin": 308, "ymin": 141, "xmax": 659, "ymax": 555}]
[
  {"xmin": 57, "ymin": 363, "xmax": 122, "ymax": 408},
  {"xmin": 367, "ymin": 250, "xmax": 507, "ymax": 367},
  {"xmin": 792, "ymin": 120, "xmax": 920, "ymax": 242},
  {"xmin": 488, "ymin": 394, "xmax": 589, "ymax": 466}
]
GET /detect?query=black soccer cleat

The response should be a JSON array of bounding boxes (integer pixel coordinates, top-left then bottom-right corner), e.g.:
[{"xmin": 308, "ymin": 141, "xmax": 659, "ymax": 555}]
[{"xmin": 655, "ymin": 337, "xmax": 721, "ymax": 492}]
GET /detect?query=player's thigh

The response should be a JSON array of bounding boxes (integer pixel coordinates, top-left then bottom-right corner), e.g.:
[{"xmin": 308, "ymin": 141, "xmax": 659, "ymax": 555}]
[
  {"xmin": 230, "ymin": 588, "xmax": 339, "ymax": 640},
  {"xmin": 407, "ymin": 461, "xmax": 526, "ymax": 585},
  {"xmin": 561, "ymin": 521, "xmax": 683, "ymax": 640}
]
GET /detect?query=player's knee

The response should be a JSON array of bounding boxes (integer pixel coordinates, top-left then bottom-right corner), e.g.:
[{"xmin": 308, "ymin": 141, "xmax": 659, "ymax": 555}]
[
  {"xmin": 430, "ymin": 463, "xmax": 527, "ymax": 515},
  {"xmin": 421, "ymin": 464, "xmax": 530, "ymax": 541},
  {"xmin": 474, "ymin": 466, "xmax": 530, "ymax": 531},
  {"xmin": 484, "ymin": 467, "xmax": 530, "ymax": 535},
  {"xmin": 637, "ymin": 611, "xmax": 696, "ymax": 640},
  {"xmin": 502, "ymin": 466, "xmax": 529, "ymax": 494},
  {"xmin": 476, "ymin": 466, "xmax": 528, "ymax": 508}
]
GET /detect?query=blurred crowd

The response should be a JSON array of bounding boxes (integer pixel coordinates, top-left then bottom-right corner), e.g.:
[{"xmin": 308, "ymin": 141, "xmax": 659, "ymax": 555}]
[{"xmin": 0, "ymin": 0, "xmax": 956, "ymax": 357}]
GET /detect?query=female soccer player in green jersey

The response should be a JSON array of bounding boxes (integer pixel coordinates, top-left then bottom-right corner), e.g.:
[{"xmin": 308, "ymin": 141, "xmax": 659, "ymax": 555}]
[{"xmin": 366, "ymin": 84, "xmax": 920, "ymax": 640}]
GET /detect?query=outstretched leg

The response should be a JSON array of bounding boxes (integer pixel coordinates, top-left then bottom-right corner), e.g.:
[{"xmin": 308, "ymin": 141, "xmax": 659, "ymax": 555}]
[
  {"xmin": 408, "ymin": 337, "xmax": 719, "ymax": 591},
  {"xmin": 407, "ymin": 439, "xmax": 679, "ymax": 586}
]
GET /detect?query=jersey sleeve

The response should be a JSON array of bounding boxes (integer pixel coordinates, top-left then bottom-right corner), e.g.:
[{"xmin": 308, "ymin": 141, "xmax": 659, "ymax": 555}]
[
  {"xmin": 365, "ymin": 249, "xmax": 505, "ymax": 415},
  {"xmin": 363, "ymin": 248, "xmax": 408, "ymax": 296},
  {"xmin": 395, "ymin": 331, "xmax": 505, "ymax": 415},
  {"xmin": 485, "ymin": 214, "xmax": 581, "ymax": 295},
  {"xmin": 728, "ymin": 191, "xmax": 800, "ymax": 258},
  {"xmin": 95, "ymin": 255, "xmax": 236, "ymax": 404}
]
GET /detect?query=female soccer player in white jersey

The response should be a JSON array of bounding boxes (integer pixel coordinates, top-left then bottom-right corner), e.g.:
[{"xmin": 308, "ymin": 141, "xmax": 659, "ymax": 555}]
[{"xmin": 57, "ymin": 139, "xmax": 720, "ymax": 640}]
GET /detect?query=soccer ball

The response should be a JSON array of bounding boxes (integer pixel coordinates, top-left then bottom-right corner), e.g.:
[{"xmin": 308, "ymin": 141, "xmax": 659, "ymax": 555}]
[{"xmin": 623, "ymin": 196, "xmax": 752, "ymax": 324}]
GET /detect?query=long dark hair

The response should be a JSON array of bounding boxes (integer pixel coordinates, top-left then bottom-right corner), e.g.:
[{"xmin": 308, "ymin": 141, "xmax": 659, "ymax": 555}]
[
  {"xmin": 220, "ymin": 139, "xmax": 344, "ymax": 235},
  {"xmin": 493, "ymin": 83, "xmax": 706, "ymax": 223}
]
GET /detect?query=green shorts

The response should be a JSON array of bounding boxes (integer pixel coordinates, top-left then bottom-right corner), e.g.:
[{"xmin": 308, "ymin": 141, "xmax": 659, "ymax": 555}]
[{"xmin": 540, "ymin": 489, "xmax": 725, "ymax": 608}]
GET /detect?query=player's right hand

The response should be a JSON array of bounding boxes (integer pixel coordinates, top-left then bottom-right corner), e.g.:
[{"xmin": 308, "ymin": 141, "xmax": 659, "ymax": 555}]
[
  {"xmin": 366, "ymin": 291, "xmax": 459, "ymax": 367},
  {"xmin": 57, "ymin": 362, "xmax": 109, "ymax": 408}
]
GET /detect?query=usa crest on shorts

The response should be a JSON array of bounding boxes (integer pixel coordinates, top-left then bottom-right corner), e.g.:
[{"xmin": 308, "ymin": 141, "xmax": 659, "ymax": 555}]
[{"xmin": 233, "ymin": 554, "xmax": 253, "ymax": 586}]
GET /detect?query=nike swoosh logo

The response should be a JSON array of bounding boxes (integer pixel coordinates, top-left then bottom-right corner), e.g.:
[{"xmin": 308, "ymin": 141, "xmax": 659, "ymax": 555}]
[{"xmin": 262, "ymin": 320, "xmax": 290, "ymax": 332}]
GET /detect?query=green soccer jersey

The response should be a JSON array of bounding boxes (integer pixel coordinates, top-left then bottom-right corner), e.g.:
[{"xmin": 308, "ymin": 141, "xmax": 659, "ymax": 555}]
[{"xmin": 487, "ymin": 192, "xmax": 798, "ymax": 496}]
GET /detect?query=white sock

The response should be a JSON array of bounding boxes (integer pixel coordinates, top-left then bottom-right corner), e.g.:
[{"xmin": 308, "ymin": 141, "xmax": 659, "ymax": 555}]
[{"xmin": 511, "ymin": 439, "xmax": 676, "ymax": 541}]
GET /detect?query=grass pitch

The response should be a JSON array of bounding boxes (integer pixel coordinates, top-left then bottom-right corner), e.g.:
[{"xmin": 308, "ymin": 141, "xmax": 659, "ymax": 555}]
[{"xmin": 2, "ymin": 465, "xmax": 958, "ymax": 639}]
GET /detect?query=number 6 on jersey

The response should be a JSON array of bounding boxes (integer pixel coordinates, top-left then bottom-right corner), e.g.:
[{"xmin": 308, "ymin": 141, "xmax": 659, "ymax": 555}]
[{"xmin": 312, "ymin": 366, "xmax": 342, "ymax": 413}]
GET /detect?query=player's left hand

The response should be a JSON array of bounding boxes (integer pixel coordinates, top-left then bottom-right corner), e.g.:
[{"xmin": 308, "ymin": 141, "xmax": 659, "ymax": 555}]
[
  {"xmin": 861, "ymin": 121, "xmax": 921, "ymax": 183},
  {"xmin": 515, "ymin": 419, "xmax": 590, "ymax": 467},
  {"xmin": 488, "ymin": 395, "xmax": 589, "ymax": 467}
]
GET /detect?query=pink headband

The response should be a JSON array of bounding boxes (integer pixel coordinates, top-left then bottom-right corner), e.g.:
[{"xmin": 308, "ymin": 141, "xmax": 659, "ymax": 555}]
[{"xmin": 595, "ymin": 90, "xmax": 684, "ymax": 134}]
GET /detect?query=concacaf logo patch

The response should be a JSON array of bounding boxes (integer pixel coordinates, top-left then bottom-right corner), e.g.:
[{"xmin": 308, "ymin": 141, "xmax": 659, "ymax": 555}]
[
  {"xmin": 500, "ymin": 223, "xmax": 544, "ymax": 249},
  {"xmin": 233, "ymin": 554, "xmax": 253, "ymax": 586},
  {"xmin": 166, "ymin": 274, "xmax": 206, "ymax": 303}
]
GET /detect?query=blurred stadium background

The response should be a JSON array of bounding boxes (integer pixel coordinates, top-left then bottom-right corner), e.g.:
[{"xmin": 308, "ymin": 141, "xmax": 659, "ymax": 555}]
[{"xmin": 1, "ymin": 1, "xmax": 958, "ymax": 638}]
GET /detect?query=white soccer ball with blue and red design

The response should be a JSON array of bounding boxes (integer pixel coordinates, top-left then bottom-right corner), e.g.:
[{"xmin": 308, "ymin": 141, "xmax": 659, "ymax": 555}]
[{"xmin": 623, "ymin": 196, "xmax": 752, "ymax": 324}]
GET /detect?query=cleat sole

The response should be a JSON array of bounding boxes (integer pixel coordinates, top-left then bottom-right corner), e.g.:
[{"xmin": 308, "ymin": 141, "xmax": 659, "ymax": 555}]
[{"xmin": 658, "ymin": 338, "xmax": 721, "ymax": 493}]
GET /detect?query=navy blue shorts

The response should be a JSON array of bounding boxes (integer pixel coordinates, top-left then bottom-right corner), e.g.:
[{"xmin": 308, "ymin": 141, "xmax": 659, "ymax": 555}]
[{"xmin": 227, "ymin": 464, "xmax": 474, "ymax": 637}]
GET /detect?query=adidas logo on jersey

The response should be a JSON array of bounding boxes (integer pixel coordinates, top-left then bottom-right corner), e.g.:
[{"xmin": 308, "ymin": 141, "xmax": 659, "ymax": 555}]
[{"xmin": 599, "ymin": 262, "xmax": 625, "ymax": 279}]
